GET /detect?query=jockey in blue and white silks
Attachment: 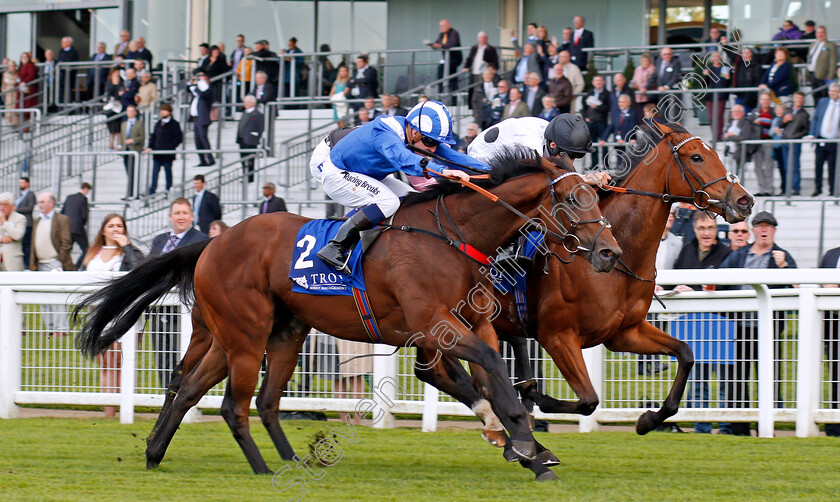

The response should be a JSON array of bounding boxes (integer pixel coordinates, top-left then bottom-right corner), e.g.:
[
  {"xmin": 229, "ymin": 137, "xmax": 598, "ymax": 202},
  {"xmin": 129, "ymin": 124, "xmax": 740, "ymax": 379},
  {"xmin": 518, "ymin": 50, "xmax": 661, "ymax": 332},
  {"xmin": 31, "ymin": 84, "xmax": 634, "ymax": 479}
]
[{"xmin": 313, "ymin": 100, "xmax": 491, "ymax": 274}]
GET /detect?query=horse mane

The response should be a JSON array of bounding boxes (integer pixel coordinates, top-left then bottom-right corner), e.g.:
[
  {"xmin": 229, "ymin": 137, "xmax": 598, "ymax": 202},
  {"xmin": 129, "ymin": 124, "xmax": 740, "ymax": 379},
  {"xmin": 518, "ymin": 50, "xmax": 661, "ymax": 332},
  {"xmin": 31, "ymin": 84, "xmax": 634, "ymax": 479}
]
[
  {"xmin": 597, "ymin": 120, "xmax": 689, "ymax": 199},
  {"xmin": 402, "ymin": 144, "xmax": 553, "ymax": 207}
]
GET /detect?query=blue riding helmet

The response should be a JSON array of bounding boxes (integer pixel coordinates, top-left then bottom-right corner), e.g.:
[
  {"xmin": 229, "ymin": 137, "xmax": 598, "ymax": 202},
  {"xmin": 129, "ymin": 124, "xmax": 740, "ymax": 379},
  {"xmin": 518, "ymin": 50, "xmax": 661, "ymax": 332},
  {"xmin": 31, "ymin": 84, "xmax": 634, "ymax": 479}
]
[{"xmin": 406, "ymin": 100, "xmax": 457, "ymax": 145}]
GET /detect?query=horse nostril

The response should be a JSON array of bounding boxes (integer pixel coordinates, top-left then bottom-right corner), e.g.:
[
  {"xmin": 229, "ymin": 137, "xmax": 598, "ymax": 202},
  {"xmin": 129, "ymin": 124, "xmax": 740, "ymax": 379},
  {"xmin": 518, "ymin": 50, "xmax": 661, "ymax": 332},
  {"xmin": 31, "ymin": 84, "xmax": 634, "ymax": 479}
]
[
  {"xmin": 737, "ymin": 195, "xmax": 753, "ymax": 208},
  {"xmin": 600, "ymin": 249, "xmax": 615, "ymax": 260}
]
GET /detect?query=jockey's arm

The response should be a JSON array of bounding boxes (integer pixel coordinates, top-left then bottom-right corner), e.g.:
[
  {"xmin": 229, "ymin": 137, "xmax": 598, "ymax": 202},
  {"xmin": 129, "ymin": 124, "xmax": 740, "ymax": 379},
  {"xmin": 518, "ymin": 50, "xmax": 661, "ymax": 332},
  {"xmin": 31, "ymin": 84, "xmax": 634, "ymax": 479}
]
[
  {"xmin": 372, "ymin": 128, "xmax": 449, "ymax": 177},
  {"xmin": 431, "ymin": 143, "xmax": 492, "ymax": 174}
]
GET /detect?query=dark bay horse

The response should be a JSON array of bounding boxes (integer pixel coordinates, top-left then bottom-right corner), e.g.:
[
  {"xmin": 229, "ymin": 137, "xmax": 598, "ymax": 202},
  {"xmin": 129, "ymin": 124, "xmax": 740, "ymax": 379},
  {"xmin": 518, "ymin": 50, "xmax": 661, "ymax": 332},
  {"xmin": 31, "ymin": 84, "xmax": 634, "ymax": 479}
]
[
  {"xmin": 417, "ymin": 121, "xmax": 754, "ymax": 443},
  {"xmin": 75, "ymin": 150, "xmax": 621, "ymax": 481}
]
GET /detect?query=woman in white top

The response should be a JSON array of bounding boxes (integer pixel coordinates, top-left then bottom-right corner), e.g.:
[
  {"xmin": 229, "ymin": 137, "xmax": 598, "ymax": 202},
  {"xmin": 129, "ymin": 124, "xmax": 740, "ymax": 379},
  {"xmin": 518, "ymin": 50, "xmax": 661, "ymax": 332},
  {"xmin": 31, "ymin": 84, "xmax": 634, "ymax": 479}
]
[{"xmin": 80, "ymin": 214, "xmax": 143, "ymax": 416}]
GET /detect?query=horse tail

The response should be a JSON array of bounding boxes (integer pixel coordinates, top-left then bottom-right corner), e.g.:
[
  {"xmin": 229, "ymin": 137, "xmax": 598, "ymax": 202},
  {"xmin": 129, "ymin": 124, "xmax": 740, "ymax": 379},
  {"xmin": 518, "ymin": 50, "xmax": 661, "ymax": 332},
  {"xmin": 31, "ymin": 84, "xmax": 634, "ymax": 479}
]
[{"xmin": 73, "ymin": 240, "xmax": 212, "ymax": 358}]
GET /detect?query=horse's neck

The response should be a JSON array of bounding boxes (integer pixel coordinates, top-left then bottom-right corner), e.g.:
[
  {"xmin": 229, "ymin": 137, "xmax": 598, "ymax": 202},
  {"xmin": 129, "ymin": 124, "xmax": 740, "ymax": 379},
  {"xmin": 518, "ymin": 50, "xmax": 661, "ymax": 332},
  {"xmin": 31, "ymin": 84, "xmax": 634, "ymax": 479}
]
[
  {"xmin": 604, "ymin": 154, "xmax": 672, "ymax": 272},
  {"xmin": 447, "ymin": 176, "xmax": 547, "ymax": 255}
]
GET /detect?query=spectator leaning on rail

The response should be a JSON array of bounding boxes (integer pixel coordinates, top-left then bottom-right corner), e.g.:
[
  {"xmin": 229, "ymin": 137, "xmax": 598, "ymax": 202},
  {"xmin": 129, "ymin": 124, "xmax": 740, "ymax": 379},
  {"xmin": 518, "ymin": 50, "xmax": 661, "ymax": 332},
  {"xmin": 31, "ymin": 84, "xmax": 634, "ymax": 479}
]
[
  {"xmin": 806, "ymin": 26, "xmax": 837, "ymax": 101},
  {"xmin": 672, "ymin": 211, "xmax": 734, "ymax": 434},
  {"xmin": 0, "ymin": 192, "xmax": 26, "ymax": 271},
  {"xmin": 654, "ymin": 47, "xmax": 682, "ymax": 99},
  {"xmin": 719, "ymin": 210, "xmax": 796, "ymax": 435},
  {"xmin": 772, "ymin": 19, "xmax": 803, "ymax": 42},
  {"xmin": 805, "ymin": 82, "xmax": 840, "ymax": 196},
  {"xmin": 819, "ymin": 244, "xmax": 840, "ymax": 438}
]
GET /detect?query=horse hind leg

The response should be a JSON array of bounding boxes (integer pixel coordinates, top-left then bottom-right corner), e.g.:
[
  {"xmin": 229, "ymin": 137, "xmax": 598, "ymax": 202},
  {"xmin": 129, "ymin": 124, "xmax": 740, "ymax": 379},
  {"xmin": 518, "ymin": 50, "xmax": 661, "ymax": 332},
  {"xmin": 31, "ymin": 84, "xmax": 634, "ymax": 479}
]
[
  {"xmin": 604, "ymin": 321, "xmax": 694, "ymax": 435},
  {"xmin": 146, "ymin": 338, "xmax": 229, "ymax": 469},
  {"xmin": 255, "ymin": 317, "xmax": 309, "ymax": 461},
  {"xmin": 147, "ymin": 317, "xmax": 213, "ymax": 444}
]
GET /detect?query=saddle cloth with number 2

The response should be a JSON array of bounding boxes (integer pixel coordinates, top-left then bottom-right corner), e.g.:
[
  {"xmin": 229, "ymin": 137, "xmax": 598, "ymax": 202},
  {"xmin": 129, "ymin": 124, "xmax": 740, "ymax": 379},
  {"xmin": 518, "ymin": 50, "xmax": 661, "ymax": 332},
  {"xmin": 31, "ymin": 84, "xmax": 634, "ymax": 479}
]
[{"xmin": 289, "ymin": 219, "xmax": 367, "ymax": 296}]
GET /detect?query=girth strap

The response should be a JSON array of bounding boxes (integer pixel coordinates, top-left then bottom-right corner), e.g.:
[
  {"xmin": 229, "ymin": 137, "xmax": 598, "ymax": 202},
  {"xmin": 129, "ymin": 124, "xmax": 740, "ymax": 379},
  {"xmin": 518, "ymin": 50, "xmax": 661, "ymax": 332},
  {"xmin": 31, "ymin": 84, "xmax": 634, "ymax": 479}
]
[{"xmin": 351, "ymin": 287, "xmax": 384, "ymax": 343}]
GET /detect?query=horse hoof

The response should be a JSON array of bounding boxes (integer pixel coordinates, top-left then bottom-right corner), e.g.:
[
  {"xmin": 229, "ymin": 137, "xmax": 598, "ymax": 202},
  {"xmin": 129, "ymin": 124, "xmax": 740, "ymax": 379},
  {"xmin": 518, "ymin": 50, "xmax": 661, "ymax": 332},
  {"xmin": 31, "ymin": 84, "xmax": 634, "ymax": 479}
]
[
  {"xmin": 535, "ymin": 470, "xmax": 559, "ymax": 483},
  {"xmin": 503, "ymin": 446, "xmax": 519, "ymax": 462},
  {"xmin": 536, "ymin": 449, "xmax": 561, "ymax": 467},
  {"xmin": 511, "ymin": 439, "xmax": 536, "ymax": 460},
  {"xmin": 146, "ymin": 458, "xmax": 159, "ymax": 470},
  {"xmin": 636, "ymin": 410, "xmax": 659, "ymax": 435},
  {"xmin": 482, "ymin": 429, "xmax": 506, "ymax": 448}
]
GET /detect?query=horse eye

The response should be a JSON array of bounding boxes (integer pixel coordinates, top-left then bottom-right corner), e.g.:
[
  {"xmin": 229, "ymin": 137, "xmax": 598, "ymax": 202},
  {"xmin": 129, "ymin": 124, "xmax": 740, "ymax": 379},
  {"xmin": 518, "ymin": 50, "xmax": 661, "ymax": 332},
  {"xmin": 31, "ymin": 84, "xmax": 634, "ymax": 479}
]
[{"xmin": 691, "ymin": 154, "xmax": 703, "ymax": 162}]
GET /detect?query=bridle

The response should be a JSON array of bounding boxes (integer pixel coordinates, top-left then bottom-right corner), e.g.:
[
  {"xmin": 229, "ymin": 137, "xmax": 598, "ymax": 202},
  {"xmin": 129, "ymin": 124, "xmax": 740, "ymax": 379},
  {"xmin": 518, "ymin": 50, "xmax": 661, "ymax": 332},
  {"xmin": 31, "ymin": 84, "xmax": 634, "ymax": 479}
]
[{"xmin": 601, "ymin": 130, "xmax": 741, "ymax": 216}]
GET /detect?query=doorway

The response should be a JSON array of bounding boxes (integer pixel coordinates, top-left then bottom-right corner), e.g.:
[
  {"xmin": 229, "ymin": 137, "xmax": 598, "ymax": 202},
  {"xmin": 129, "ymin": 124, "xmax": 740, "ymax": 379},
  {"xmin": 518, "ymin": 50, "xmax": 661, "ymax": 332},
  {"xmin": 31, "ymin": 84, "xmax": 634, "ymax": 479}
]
[{"xmin": 35, "ymin": 9, "xmax": 91, "ymax": 62}]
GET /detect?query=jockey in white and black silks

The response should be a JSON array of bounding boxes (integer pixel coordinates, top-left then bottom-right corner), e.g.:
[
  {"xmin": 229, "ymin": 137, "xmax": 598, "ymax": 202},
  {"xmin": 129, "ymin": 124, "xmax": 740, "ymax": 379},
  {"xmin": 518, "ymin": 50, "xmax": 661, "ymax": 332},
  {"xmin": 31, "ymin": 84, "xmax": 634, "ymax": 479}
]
[{"xmin": 311, "ymin": 100, "xmax": 491, "ymax": 274}]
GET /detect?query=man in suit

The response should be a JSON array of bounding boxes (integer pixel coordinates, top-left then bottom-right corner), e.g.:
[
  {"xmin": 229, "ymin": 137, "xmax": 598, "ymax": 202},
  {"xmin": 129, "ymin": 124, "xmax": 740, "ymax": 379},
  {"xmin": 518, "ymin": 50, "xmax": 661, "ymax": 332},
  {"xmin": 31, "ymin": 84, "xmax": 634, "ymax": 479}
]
[
  {"xmin": 230, "ymin": 34, "xmax": 246, "ymax": 73},
  {"xmin": 252, "ymin": 40, "xmax": 279, "ymax": 83},
  {"xmin": 512, "ymin": 42, "xmax": 542, "ymax": 85},
  {"xmin": 60, "ymin": 182, "xmax": 91, "ymax": 269},
  {"xmin": 521, "ymin": 72, "xmax": 545, "ymax": 117},
  {"xmin": 471, "ymin": 68, "xmax": 499, "ymax": 124},
  {"xmin": 260, "ymin": 183, "xmax": 287, "ymax": 214},
  {"xmin": 463, "ymin": 31, "xmax": 499, "ymax": 108},
  {"xmin": 252, "ymin": 71, "xmax": 276, "ymax": 153},
  {"xmin": 114, "ymin": 30, "xmax": 131, "ymax": 58},
  {"xmin": 380, "ymin": 94, "xmax": 408, "ymax": 117},
  {"xmin": 348, "ymin": 55, "xmax": 378, "ymax": 108},
  {"xmin": 780, "ymin": 92, "xmax": 810, "ymax": 195},
  {"xmin": 807, "ymin": 83, "xmax": 840, "ymax": 196},
  {"xmin": 192, "ymin": 175, "xmax": 221, "ymax": 235},
  {"xmin": 655, "ymin": 47, "xmax": 682, "ymax": 94},
  {"xmin": 121, "ymin": 67, "xmax": 140, "ymax": 108},
  {"xmin": 133, "ymin": 37, "xmax": 153, "ymax": 66},
  {"xmin": 194, "ymin": 43, "xmax": 211, "ymax": 75},
  {"xmin": 502, "ymin": 87, "xmax": 529, "ymax": 119},
  {"xmin": 571, "ymin": 16, "xmax": 595, "ymax": 70},
  {"xmin": 432, "ymin": 19, "xmax": 463, "ymax": 95},
  {"xmin": 820, "ymin": 244, "xmax": 840, "ymax": 437},
  {"xmin": 57, "ymin": 36, "xmax": 80, "ymax": 104},
  {"xmin": 237, "ymin": 95, "xmax": 265, "ymax": 183},
  {"xmin": 807, "ymin": 26, "xmax": 837, "ymax": 101},
  {"xmin": 583, "ymin": 75, "xmax": 612, "ymax": 161},
  {"xmin": 189, "ymin": 72, "xmax": 215, "ymax": 167},
  {"xmin": 600, "ymin": 94, "xmax": 638, "ymax": 150},
  {"xmin": 119, "ymin": 104, "xmax": 145, "ymax": 199},
  {"xmin": 149, "ymin": 197, "xmax": 209, "ymax": 388},
  {"xmin": 32, "ymin": 192, "xmax": 74, "ymax": 336},
  {"xmin": 16, "ymin": 177, "xmax": 36, "ymax": 269},
  {"xmin": 145, "ymin": 103, "xmax": 183, "ymax": 194},
  {"xmin": 86, "ymin": 42, "xmax": 112, "ymax": 99},
  {"xmin": 611, "ymin": 73, "xmax": 635, "ymax": 113},
  {"xmin": 0, "ymin": 192, "xmax": 26, "ymax": 271}
]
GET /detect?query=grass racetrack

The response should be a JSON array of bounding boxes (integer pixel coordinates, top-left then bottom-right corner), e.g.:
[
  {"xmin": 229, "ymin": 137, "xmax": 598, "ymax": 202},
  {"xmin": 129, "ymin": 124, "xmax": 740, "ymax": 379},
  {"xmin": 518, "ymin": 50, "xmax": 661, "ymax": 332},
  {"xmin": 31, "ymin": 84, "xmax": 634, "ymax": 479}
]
[{"xmin": 1, "ymin": 417, "xmax": 839, "ymax": 501}]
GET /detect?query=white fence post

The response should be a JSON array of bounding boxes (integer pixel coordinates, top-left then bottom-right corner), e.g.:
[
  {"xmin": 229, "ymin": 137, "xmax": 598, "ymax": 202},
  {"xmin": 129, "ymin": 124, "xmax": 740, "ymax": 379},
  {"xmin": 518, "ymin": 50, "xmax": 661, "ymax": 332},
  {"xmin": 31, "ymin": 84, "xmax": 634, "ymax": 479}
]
[
  {"xmin": 372, "ymin": 344, "xmax": 396, "ymax": 429},
  {"xmin": 422, "ymin": 382, "xmax": 439, "ymax": 432},
  {"xmin": 579, "ymin": 345, "xmax": 603, "ymax": 432},
  {"xmin": 754, "ymin": 284, "xmax": 775, "ymax": 438},
  {"xmin": 119, "ymin": 318, "xmax": 139, "ymax": 424},
  {"xmin": 0, "ymin": 287, "xmax": 21, "ymax": 419},
  {"xmin": 179, "ymin": 304, "xmax": 201, "ymax": 423},
  {"xmin": 796, "ymin": 287, "xmax": 820, "ymax": 437}
]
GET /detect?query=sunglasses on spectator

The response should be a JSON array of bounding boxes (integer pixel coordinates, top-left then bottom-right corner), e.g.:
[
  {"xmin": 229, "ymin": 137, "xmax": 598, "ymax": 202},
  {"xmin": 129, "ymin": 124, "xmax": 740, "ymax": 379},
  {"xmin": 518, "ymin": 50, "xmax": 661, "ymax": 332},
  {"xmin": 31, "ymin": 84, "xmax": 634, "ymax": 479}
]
[
  {"xmin": 730, "ymin": 229, "xmax": 749, "ymax": 234},
  {"xmin": 420, "ymin": 136, "xmax": 440, "ymax": 148}
]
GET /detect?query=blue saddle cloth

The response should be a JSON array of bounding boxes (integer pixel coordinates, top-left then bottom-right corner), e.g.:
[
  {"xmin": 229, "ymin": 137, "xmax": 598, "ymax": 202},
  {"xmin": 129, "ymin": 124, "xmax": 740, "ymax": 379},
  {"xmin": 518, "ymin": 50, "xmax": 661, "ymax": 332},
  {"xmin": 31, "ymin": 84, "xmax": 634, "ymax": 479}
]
[{"xmin": 289, "ymin": 220, "xmax": 366, "ymax": 296}]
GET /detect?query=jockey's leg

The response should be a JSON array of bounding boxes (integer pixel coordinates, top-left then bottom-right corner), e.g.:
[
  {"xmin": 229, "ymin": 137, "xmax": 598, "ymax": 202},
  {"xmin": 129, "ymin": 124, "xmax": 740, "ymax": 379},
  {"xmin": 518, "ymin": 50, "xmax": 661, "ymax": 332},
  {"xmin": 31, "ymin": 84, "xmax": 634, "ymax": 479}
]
[{"xmin": 316, "ymin": 163, "xmax": 401, "ymax": 274}]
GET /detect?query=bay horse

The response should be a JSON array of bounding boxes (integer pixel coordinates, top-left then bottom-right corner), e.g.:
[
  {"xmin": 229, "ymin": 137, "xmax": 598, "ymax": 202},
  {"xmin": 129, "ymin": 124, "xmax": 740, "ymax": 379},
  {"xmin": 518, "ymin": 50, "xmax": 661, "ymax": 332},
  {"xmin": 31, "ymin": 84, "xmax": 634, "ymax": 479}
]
[
  {"xmin": 75, "ymin": 149, "xmax": 621, "ymax": 481},
  {"xmin": 416, "ymin": 121, "xmax": 754, "ymax": 443}
]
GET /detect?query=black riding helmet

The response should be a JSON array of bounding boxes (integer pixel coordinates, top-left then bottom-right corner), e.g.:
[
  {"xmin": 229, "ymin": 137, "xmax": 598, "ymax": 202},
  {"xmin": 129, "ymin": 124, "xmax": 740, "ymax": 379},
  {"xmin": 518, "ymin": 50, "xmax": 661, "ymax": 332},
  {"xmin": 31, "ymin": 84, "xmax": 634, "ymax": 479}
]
[{"xmin": 544, "ymin": 114, "xmax": 596, "ymax": 159}]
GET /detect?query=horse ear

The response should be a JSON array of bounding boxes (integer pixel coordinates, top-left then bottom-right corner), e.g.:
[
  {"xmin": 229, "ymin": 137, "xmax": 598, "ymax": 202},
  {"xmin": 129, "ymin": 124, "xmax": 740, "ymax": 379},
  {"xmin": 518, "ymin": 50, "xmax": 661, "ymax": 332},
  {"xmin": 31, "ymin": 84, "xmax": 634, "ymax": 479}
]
[{"xmin": 545, "ymin": 154, "xmax": 574, "ymax": 172}]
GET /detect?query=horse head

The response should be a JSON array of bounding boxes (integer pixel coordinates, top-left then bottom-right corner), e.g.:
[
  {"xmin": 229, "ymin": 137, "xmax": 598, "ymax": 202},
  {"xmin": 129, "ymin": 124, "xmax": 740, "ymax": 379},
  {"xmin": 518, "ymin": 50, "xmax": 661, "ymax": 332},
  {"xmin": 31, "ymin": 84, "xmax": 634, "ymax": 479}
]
[
  {"xmin": 532, "ymin": 153, "xmax": 621, "ymax": 273},
  {"xmin": 639, "ymin": 121, "xmax": 754, "ymax": 223}
]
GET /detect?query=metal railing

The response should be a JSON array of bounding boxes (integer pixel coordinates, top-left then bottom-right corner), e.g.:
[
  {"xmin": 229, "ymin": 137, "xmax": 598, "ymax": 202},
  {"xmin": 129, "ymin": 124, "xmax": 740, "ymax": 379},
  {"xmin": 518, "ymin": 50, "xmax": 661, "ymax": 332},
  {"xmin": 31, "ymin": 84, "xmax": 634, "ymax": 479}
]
[
  {"xmin": 1, "ymin": 269, "xmax": 839, "ymax": 438},
  {"xmin": 738, "ymin": 138, "xmax": 840, "ymax": 199}
]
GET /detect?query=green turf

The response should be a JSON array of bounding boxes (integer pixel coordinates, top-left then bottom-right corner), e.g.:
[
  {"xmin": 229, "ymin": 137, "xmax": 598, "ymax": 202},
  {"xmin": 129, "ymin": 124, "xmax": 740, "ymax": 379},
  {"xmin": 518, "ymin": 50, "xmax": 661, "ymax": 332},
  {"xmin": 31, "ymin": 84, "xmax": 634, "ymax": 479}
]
[{"xmin": 1, "ymin": 418, "xmax": 838, "ymax": 501}]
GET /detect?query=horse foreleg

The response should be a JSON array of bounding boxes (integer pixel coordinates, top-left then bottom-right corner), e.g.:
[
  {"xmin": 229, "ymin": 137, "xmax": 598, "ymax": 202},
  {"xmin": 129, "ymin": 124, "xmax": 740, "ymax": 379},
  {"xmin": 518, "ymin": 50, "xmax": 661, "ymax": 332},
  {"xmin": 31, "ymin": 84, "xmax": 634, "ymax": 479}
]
[
  {"xmin": 146, "ymin": 338, "xmax": 229, "ymax": 469},
  {"xmin": 604, "ymin": 321, "xmax": 694, "ymax": 435},
  {"xmin": 534, "ymin": 333, "xmax": 600, "ymax": 415},
  {"xmin": 501, "ymin": 334, "xmax": 537, "ymax": 415},
  {"xmin": 414, "ymin": 348, "xmax": 505, "ymax": 447},
  {"xmin": 255, "ymin": 318, "xmax": 309, "ymax": 461}
]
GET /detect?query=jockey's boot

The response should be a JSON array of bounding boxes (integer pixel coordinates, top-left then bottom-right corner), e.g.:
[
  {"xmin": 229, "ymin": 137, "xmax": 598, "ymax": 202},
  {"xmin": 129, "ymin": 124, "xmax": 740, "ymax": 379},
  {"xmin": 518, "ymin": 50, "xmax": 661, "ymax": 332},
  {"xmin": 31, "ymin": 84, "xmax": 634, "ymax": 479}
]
[{"xmin": 317, "ymin": 210, "xmax": 375, "ymax": 275}]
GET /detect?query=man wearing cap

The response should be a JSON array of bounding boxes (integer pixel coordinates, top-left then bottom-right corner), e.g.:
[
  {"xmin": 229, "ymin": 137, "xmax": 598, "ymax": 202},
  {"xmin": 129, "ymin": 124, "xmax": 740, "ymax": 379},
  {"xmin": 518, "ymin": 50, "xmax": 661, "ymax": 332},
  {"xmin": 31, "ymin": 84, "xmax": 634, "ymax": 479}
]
[
  {"xmin": 719, "ymin": 210, "xmax": 797, "ymax": 435},
  {"xmin": 145, "ymin": 103, "xmax": 183, "ymax": 194},
  {"xmin": 195, "ymin": 43, "xmax": 211, "ymax": 74},
  {"xmin": 313, "ymin": 101, "xmax": 489, "ymax": 273}
]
